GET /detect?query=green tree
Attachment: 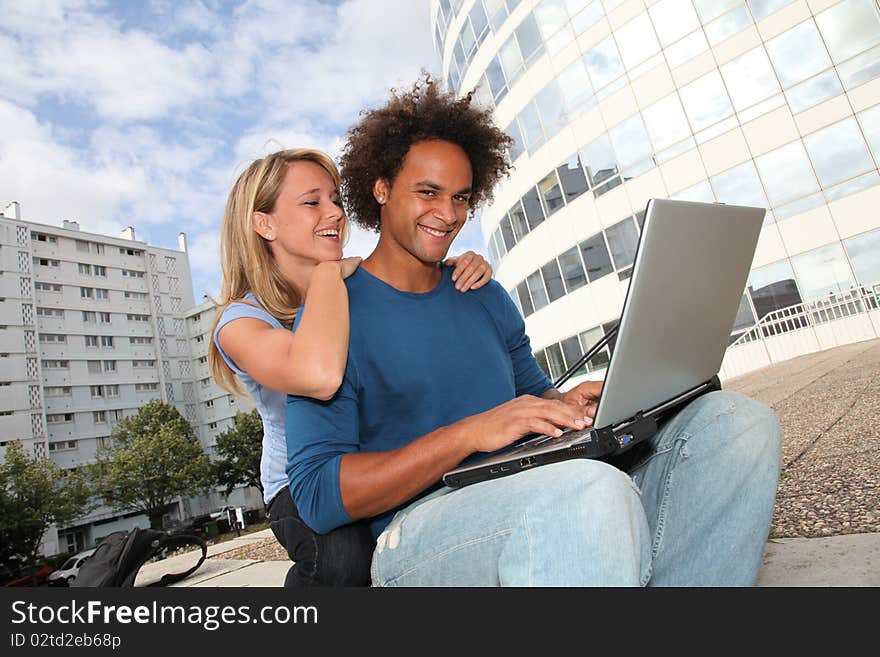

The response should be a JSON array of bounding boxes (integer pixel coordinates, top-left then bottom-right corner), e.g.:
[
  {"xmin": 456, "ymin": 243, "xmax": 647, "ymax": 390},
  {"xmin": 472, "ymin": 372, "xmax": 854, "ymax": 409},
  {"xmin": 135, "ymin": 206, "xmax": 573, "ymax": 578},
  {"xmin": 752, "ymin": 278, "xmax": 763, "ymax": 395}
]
[
  {"xmin": 90, "ymin": 399, "xmax": 212, "ymax": 529},
  {"xmin": 0, "ymin": 441, "xmax": 91, "ymax": 583},
  {"xmin": 214, "ymin": 409, "xmax": 264, "ymax": 497}
]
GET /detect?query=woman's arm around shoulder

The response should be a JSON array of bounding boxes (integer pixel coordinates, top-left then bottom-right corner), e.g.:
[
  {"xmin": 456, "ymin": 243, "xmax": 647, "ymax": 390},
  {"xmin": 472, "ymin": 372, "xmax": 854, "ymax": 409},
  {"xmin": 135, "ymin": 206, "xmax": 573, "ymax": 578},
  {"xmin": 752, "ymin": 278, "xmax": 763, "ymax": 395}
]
[{"xmin": 216, "ymin": 258, "xmax": 360, "ymax": 401}]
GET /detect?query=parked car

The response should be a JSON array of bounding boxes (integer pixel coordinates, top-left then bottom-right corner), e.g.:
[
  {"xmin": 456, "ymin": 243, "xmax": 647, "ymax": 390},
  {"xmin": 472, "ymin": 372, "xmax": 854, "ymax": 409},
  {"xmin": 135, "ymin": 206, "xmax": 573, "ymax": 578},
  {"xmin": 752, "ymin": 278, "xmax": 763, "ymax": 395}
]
[
  {"xmin": 47, "ymin": 548, "xmax": 96, "ymax": 586},
  {"xmin": 4, "ymin": 563, "xmax": 56, "ymax": 587}
]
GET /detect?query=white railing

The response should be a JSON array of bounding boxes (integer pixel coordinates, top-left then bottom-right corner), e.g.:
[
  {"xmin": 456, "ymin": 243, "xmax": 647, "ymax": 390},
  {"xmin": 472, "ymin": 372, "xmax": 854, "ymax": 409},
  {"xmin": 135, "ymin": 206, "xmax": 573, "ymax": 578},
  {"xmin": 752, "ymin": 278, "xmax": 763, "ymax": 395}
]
[{"xmin": 720, "ymin": 282, "xmax": 880, "ymax": 381}]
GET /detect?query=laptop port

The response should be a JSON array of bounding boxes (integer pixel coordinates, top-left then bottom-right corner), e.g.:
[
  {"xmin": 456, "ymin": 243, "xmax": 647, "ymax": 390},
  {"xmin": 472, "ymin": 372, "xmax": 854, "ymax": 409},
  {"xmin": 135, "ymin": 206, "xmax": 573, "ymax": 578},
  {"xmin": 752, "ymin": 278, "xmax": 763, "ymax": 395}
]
[{"xmin": 519, "ymin": 456, "xmax": 537, "ymax": 469}]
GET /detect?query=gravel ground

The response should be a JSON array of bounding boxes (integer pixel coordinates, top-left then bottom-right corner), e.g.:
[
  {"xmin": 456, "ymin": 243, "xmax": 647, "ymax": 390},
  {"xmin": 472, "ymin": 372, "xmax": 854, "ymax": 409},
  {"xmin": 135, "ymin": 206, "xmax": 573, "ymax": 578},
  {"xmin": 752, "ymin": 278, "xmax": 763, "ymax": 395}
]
[
  {"xmin": 224, "ymin": 338, "xmax": 880, "ymax": 562},
  {"xmin": 725, "ymin": 338, "xmax": 880, "ymax": 539}
]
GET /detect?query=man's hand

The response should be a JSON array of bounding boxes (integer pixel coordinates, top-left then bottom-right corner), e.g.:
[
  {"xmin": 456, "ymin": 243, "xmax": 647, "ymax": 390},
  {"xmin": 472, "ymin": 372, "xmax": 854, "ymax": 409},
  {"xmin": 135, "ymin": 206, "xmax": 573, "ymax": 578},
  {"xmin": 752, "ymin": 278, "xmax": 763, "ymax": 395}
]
[
  {"xmin": 559, "ymin": 380, "xmax": 603, "ymax": 423},
  {"xmin": 460, "ymin": 395, "xmax": 592, "ymax": 454}
]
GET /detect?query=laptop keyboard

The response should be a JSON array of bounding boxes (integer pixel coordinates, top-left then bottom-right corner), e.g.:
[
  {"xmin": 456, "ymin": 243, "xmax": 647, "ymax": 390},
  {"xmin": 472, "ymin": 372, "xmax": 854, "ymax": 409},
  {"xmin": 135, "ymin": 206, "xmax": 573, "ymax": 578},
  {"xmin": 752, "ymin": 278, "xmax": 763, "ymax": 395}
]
[{"xmin": 511, "ymin": 427, "xmax": 593, "ymax": 454}]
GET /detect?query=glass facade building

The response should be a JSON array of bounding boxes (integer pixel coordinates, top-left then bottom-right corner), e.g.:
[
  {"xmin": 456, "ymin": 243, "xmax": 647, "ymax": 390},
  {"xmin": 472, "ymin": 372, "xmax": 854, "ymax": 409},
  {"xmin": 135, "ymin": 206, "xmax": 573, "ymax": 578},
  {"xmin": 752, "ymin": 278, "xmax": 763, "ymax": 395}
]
[{"xmin": 432, "ymin": 0, "xmax": 880, "ymax": 383}]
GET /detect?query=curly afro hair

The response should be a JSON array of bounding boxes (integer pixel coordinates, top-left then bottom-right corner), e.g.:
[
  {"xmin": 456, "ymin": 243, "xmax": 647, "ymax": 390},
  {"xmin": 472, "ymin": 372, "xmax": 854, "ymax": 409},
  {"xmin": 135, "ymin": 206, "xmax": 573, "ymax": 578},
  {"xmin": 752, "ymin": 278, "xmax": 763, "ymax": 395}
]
[{"xmin": 339, "ymin": 74, "xmax": 513, "ymax": 233}]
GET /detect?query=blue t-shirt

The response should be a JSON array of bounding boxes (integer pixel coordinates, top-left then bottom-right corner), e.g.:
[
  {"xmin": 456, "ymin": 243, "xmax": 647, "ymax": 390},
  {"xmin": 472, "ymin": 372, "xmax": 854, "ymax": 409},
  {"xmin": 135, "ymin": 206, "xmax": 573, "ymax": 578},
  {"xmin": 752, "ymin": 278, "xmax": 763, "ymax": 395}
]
[
  {"xmin": 213, "ymin": 293, "xmax": 288, "ymax": 505},
  {"xmin": 285, "ymin": 267, "xmax": 553, "ymax": 537}
]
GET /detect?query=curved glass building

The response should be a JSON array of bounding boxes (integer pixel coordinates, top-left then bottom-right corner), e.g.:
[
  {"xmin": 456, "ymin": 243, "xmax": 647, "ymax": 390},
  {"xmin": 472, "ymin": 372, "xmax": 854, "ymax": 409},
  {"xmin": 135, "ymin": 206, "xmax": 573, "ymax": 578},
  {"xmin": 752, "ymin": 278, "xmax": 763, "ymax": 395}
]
[{"xmin": 432, "ymin": 0, "xmax": 880, "ymax": 384}]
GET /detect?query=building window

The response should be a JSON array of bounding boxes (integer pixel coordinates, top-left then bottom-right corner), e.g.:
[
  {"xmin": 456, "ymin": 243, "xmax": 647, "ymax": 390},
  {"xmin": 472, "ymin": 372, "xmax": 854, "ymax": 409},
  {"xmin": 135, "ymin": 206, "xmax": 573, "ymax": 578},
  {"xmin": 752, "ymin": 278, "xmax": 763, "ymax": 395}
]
[
  {"xmin": 34, "ymin": 257, "xmax": 60, "ymax": 267},
  {"xmin": 87, "ymin": 360, "xmax": 101, "ymax": 374},
  {"xmin": 94, "ymin": 265, "xmax": 107, "ymax": 277},
  {"xmin": 45, "ymin": 386, "xmax": 72, "ymax": 397},
  {"xmin": 91, "ymin": 385, "xmax": 105, "ymax": 398},
  {"xmin": 39, "ymin": 333, "xmax": 66, "ymax": 343},
  {"xmin": 42, "ymin": 359, "xmax": 69, "ymax": 369},
  {"xmin": 85, "ymin": 335, "xmax": 99, "ymax": 347},
  {"xmin": 78, "ymin": 263, "xmax": 92, "ymax": 275},
  {"xmin": 99, "ymin": 312, "xmax": 111, "ymax": 323},
  {"xmin": 80, "ymin": 287, "xmax": 93, "ymax": 299},
  {"xmin": 47, "ymin": 413, "xmax": 74, "ymax": 423},
  {"xmin": 135, "ymin": 382, "xmax": 158, "ymax": 391},
  {"xmin": 541, "ymin": 260, "xmax": 566, "ymax": 303},
  {"xmin": 579, "ymin": 233, "xmax": 613, "ymax": 282},
  {"xmin": 95, "ymin": 288, "xmax": 108, "ymax": 300},
  {"xmin": 100, "ymin": 336, "xmax": 114, "ymax": 347},
  {"xmin": 35, "ymin": 282, "xmax": 62, "ymax": 292},
  {"xmin": 82, "ymin": 311, "xmax": 96, "ymax": 323},
  {"xmin": 49, "ymin": 441, "xmax": 78, "ymax": 452},
  {"xmin": 103, "ymin": 360, "xmax": 117, "ymax": 373},
  {"xmin": 93, "ymin": 411, "xmax": 106, "ymax": 423}
]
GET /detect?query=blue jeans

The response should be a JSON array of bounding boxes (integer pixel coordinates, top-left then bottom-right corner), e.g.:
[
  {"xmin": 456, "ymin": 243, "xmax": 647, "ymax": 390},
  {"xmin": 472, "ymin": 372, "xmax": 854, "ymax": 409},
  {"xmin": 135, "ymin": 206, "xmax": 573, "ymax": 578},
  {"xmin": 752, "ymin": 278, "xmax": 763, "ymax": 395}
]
[
  {"xmin": 370, "ymin": 390, "xmax": 782, "ymax": 586},
  {"xmin": 267, "ymin": 487, "xmax": 374, "ymax": 586}
]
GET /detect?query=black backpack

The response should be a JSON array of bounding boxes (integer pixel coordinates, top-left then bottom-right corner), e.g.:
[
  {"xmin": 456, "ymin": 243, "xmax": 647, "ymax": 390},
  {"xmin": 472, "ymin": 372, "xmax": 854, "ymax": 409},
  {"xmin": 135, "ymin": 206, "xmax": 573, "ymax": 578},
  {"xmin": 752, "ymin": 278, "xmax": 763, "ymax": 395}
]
[{"xmin": 71, "ymin": 528, "xmax": 207, "ymax": 587}]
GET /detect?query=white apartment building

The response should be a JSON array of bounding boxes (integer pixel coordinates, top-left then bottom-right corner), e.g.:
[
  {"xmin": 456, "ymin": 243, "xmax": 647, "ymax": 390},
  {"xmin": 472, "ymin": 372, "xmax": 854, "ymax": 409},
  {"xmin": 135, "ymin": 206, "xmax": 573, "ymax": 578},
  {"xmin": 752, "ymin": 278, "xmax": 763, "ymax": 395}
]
[
  {"xmin": 0, "ymin": 202, "xmax": 259, "ymax": 556},
  {"xmin": 432, "ymin": 0, "xmax": 880, "ymax": 384}
]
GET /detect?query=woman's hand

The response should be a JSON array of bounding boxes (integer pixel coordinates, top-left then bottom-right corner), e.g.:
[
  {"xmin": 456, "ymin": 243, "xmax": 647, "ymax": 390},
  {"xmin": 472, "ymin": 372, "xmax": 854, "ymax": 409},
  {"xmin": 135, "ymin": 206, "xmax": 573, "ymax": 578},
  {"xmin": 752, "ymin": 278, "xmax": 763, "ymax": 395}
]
[{"xmin": 445, "ymin": 251, "xmax": 493, "ymax": 291}]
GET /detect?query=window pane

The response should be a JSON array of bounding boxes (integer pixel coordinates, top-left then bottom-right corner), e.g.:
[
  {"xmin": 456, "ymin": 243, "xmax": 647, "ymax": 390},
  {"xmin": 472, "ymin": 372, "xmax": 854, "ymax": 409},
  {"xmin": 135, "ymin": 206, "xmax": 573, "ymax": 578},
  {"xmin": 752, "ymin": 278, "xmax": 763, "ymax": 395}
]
[
  {"xmin": 605, "ymin": 218, "xmax": 639, "ymax": 270},
  {"xmin": 517, "ymin": 103, "xmax": 544, "ymax": 152},
  {"xmin": 815, "ymin": 0, "xmax": 880, "ymax": 64},
  {"xmin": 609, "ymin": 114, "xmax": 652, "ymax": 171},
  {"xmin": 710, "ymin": 162, "xmax": 768, "ymax": 209},
  {"xmin": 534, "ymin": 0, "xmax": 569, "ymax": 39},
  {"xmin": 844, "ymin": 228, "xmax": 880, "ymax": 286},
  {"xmin": 754, "ymin": 141, "xmax": 819, "ymax": 206},
  {"xmin": 515, "ymin": 13, "xmax": 544, "ymax": 61},
  {"xmin": 642, "ymin": 93, "xmax": 691, "ymax": 151},
  {"xmin": 527, "ymin": 271, "xmax": 549, "ymax": 311},
  {"xmin": 500, "ymin": 214, "xmax": 517, "ymax": 250},
  {"xmin": 803, "ymin": 118, "xmax": 874, "ymax": 188},
  {"xmin": 522, "ymin": 187, "xmax": 546, "ymax": 229},
  {"xmin": 649, "ymin": 0, "xmax": 699, "ymax": 47},
  {"xmin": 665, "ymin": 29, "xmax": 709, "ymax": 68},
  {"xmin": 578, "ymin": 327, "xmax": 611, "ymax": 370},
  {"xmin": 615, "ymin": 13, "xmax": 660, "ymax": 70},
  {"xmin": 509, "ymin": 201, "xmax": 530, "ymax": 241},
  {"xmin": 580, "ymin": 134, "xmax": 618, "ymax": 187},
  {"xmin": 585, "ymin": 37, "xmax": 625, "ymax": 90},
  {"xmin": 558, "ymin": 59, "xmax": 594, "ymax": 115},
  {"xmin": 765, "ymin": 20, "xmax": 831, "ymax": 89},
  {"xmin": 557, "ymin": 155, "xmax": 589, "ymax": 201},
  {"xmin": 748, "ymin": 0, "xmax": 795, "ymax": 20},
  {"xmin": 535, "ymin": 80, "xmax": 567, "ymax": 137},
  {"xmin": 506, "ymin": 119, "xmax": 525, "ymax": 160},
  {"xmin": 559, "ymin": 246, "xmax": 588, "ymax": 292},
  {"xmin": 704, "ymin": 4, "xmax": 752, "ymax": 46},
  {"xmin": 679, "ymin": 71, "xmax": 734, "ymax": 131},
  {"xmin": 571, "ymin": 1, "xmax": 603, "ymax": 34},
  {"xmin": 837, "ymin": 44, "xmax": 880, "ymax": 90},
  {"xmin": 672, "ymin": 180, "xmax": 716, "ymax": 203},
  {"xmin": 732, "ymin": 293, "xmax": 757, "ymax": 333},
  {"xmin": 485, "ymin": 57, "xmax": 507, "ymax": 99},
  {"xmin": 542, "ymin": 260, "xmax": 566, "ymax": 302},
  {"xmin": 857, "ymin": 104, "xmax": 880, "ymax": 163},
  {"xmin": 719, "ymin": 47, "xmax": 780, "ymax": 112},
  {"xmin": 470, "ymin": 1, "xmax": 490, "ymax": 41},
  {"xmin": 580, "ymin": 233, "xmax": 614, "ymax": 282},
  {"xmin": 561, "ymin": 336, "xmax": 584, "ymax": 372},
  {"xmin": 693, "ymin": 0, "xmax": 740, "ymax": 23},
  {"xmin": 499, "ymin": 35, "xmax": 524, "ymax": 81},
  {"xmin": 538, "ymin": 171, "xmax": 565, "ymax": 215},
  {"xmin": 545, "ymin": 343, "xmax": 566, "ymax": 381},
  {"xmin": 786, "ymin": 70, "xmax": 843, "ymax": 114},
  {"xmin": 517, "ymin": 281, "xmax": 534, "ymax": 316},
  {"xmin": 748, "ymin": 260, "xmax": 802, "ymax": 317},
  {"xmin": 791, "ymin": 243, "xmax": 857, "ymax": 302},
  {"xmin": 534, "ymin": 348, "xmax": 551, "ymax": 378}
]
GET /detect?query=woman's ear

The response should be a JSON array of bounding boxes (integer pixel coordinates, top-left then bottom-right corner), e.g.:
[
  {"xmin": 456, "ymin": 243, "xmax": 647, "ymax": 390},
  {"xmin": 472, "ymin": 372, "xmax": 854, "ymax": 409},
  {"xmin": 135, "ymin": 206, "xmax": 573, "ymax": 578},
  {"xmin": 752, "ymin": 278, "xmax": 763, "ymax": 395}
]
[
  {"xmin": 252, "ymin": 211, "xmax": 276, "ymax": 241},
  {"xmin": 373, "ymin": 179, "xmax": 389, "ymax": 205}
]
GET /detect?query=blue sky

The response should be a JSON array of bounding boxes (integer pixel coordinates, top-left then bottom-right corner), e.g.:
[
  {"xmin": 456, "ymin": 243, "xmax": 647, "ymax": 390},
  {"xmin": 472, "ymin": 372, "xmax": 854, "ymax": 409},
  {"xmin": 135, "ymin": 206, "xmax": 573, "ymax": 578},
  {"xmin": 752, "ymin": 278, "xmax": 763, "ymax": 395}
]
[{"xmin": 0, "ymin": 0, "xmax": 489, "ymax": 299}]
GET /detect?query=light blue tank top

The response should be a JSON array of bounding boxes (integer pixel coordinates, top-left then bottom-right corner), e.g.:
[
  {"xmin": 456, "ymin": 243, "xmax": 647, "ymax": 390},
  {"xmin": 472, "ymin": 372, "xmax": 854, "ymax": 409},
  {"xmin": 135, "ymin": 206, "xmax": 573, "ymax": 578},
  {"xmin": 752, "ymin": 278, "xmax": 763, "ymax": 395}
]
[{"xmin": 213, "ymin": 292, "xmax": 288, "ymax": 505}]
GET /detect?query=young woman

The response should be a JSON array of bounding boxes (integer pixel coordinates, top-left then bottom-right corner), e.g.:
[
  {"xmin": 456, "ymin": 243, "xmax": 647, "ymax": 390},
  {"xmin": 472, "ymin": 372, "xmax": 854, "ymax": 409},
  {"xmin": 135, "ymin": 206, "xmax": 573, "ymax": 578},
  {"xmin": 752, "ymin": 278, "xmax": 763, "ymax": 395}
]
[{"xmin": 208, "ymin": 149, "xmax": 493, "ymax": 586}]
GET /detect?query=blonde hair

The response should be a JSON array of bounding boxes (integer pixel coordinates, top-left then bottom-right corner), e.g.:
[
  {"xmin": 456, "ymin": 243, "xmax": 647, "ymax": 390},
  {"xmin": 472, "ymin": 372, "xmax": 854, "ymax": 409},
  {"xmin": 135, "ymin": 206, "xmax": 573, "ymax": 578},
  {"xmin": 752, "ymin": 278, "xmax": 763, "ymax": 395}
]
[{"xmin": 208, "ymin": 149, "xmax": 345, "ymax": 396}]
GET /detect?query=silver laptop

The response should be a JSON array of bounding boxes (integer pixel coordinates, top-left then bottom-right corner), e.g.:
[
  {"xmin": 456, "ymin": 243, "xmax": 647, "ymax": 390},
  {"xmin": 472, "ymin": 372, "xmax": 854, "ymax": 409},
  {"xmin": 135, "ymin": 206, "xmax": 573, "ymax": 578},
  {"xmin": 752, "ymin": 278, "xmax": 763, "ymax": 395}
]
[{"xmin": 443, "ymin": 199, "xmax": 765, "ymax": 488}]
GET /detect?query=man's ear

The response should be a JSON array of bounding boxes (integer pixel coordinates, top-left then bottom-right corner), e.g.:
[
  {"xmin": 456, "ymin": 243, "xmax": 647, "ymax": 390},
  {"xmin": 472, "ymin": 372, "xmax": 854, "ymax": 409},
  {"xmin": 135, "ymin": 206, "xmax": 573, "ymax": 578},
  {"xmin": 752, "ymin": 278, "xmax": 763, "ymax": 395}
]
[
  {"xmin": 373, "ymin": 179, "xmax": 389, "ymax": 205},
  {"xmin": 252, "ymin": 211, "xmax": 276, "ymax": 241}
]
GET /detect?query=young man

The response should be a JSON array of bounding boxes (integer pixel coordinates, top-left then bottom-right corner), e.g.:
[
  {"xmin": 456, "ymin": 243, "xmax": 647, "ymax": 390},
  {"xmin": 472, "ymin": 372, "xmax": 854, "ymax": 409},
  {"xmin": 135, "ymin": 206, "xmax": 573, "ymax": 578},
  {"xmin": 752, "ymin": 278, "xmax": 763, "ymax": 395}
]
[{"xmin": 285, "ymin": 77, "xmax": 782, "ymax": 586}]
